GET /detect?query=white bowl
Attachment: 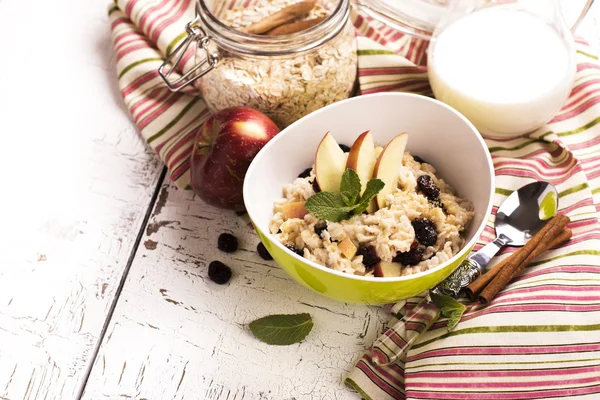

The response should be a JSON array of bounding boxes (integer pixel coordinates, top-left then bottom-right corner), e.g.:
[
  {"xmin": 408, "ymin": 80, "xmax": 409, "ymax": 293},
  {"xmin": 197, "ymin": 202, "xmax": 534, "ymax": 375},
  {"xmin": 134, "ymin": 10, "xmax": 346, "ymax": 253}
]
[{"xmin": 243, "ymin": 93, "xmax": 495, "ymax": 304}]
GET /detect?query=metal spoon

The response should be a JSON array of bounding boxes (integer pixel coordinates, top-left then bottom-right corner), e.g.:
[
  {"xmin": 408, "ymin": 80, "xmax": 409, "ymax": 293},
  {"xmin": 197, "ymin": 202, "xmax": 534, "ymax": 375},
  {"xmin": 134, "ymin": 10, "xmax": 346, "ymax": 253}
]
[{"xmin": 371, "ymin": 181, "xmax": 558, "ymax": 366}]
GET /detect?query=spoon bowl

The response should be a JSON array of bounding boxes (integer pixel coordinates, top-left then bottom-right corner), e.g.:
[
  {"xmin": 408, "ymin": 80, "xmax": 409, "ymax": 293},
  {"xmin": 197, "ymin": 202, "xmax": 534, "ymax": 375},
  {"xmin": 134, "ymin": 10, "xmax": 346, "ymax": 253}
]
[{"xmin": 495, "ymin": 181, "xmax": 559, "ymax": 246}]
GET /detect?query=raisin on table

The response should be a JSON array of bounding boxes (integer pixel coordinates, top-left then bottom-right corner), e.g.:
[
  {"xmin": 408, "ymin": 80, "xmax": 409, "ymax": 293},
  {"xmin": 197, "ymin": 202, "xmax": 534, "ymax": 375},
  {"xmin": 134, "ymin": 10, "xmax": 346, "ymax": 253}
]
[
  {"xmin": 217, "ymin": 233, "xmax": 239, "ymax": 253},
  {"xmin": 257, "ymin": 242, "xmax": 273, "ymax": 260},
  {"xmin": 208, "ymin": 261, "xmax": 232, "ymax": 284}
]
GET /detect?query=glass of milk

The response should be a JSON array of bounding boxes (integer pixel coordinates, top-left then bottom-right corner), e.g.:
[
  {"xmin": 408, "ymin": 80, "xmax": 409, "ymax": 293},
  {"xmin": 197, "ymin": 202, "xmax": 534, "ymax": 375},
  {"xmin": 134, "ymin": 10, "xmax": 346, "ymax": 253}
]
[{"xmin": 427, "ymin": 0, "xmax": 576, "ymax": 137}]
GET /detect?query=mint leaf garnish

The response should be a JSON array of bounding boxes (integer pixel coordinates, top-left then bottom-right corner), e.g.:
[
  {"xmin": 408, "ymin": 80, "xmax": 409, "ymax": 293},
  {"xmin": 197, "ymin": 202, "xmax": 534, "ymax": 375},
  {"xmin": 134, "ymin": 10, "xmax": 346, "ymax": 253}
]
[
  {"xmin": 430, "ymin": 291, "xmax": 466, "ymax": 332},
  {"xmin": 249, "ymin": 313, "xmax": 313, "ymax": 345},
  {"xmin": 305, "ymin": 192, "xmax": 356, "ymax": 222},
  {"xmin": 305, "ymin": 170, "xmax": 384, "ymax": 222},
  {"xmin": 351, "ymin": 178, "xmax": 385, "ymax": 215},
  {"xmin": 340, "ymin": 169, "xmax": 361, "ymax": 206}
]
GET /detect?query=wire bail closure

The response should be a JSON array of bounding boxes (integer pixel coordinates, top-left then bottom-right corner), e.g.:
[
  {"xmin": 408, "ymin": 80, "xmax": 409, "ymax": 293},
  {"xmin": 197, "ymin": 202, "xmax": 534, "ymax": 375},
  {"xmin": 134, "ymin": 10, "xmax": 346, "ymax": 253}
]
[{"xmin": 158, "ymin": 15, "xmax": 219, "ymax": 92}]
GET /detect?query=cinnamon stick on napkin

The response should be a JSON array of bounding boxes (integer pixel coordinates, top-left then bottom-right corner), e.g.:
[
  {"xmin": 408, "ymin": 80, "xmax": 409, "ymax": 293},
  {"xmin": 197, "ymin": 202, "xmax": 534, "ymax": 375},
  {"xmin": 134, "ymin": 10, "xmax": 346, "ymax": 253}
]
[
  {"xmin": 475, "ymin": 214, "xmax": 571, "ymax": 304},
  {"xmin": 465, "ymin": 227, "xmax": 572, "ymax": 301}
]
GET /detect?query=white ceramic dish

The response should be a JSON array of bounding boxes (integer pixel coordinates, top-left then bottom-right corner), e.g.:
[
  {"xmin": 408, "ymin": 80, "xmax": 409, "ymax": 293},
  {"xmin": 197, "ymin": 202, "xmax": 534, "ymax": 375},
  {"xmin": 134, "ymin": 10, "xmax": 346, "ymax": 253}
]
[{"xmin": 243, "ymin": 92, "xmax": 495, "ymax": 304}]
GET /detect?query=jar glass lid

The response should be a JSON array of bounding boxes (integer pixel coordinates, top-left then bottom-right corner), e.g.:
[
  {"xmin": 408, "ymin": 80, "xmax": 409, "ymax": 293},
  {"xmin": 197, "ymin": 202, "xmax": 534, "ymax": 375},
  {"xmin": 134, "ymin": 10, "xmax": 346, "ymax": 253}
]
[{"xmin": 355, "ymin": 0, "xmax": 449, "ymax": 39}]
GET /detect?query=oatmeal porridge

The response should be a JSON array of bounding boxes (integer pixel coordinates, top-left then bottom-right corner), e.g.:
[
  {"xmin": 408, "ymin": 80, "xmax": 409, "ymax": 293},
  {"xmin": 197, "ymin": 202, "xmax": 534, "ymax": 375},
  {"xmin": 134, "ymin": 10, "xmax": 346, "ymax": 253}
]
[{"xmin": 269, "ymin": 132, "xmax": 474, "ymax": 277}]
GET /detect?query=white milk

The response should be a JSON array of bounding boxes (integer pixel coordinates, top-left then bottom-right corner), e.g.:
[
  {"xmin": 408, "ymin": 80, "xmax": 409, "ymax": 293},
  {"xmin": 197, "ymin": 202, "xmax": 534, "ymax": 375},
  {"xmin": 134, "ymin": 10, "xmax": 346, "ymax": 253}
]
[{"xmin": 428, "ymin": 7, "xmax": 575, "ymax": 136}]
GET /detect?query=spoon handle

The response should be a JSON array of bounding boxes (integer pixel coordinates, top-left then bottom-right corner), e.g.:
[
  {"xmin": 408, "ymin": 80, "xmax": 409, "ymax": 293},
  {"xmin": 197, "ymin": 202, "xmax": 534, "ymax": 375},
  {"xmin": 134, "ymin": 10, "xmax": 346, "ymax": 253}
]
[{"xmin": 437, "ymin": 234, "xmax": 512, "ymax": 297}]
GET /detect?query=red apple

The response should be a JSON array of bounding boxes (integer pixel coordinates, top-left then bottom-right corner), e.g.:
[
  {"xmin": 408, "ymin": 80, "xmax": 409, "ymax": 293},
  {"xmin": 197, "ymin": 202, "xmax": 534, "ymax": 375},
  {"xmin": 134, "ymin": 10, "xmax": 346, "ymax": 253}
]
[{"xmin": 190, "ymin": 107, "xmax": 280, "ymax": 210}]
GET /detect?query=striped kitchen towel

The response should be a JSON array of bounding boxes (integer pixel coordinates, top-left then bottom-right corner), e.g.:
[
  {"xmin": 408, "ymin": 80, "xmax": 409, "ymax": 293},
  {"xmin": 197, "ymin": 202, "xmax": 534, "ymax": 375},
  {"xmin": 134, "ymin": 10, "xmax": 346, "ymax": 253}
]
[{"xmin": 109, "ymin": 1, "xmax": 600, "ymax": 399}]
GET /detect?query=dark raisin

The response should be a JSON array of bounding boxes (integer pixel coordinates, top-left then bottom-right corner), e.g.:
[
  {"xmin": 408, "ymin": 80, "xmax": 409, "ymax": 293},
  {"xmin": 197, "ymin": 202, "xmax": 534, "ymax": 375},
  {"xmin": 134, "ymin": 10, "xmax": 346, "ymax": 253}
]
[
  {"xmin": 413, "ymin": 155, "xmax": 427, "ymax": 164},
  {"xmin": 208, "ymin": 261, "xmax": 232, "ymax": 284},
  {"xmin": 298, "ymin": 168, "xmax": 312, "ymax": 179},
  {"xmin": 339, "ymin": 144, "xmax": 351, "ymax": 152},
  {"xmin": 257, "ymin": 242, "xmax": 273, "ymax": 260},
  {"xmin": 286, "ymin": 244, "xmax": 304, "ymax": 257},
  {"xmin": 356, "ymin": 245, "xmax": 381, "ymax": 269},
  {"xmin": 412, "ymin": 218, "xmax": 438, "ymax": 246},
  {"xmin": 393, "ymin": 242, "xmax": 424, "ymax": 266},
  {"xmin": 312, "ymin": 179, "xmax": 321, "ymax": 193},
  {"xmin": 314, "ymin": 222, "xmax": 327, "ymax": 237},
  {"xmin": 217, "ymin": 233, "xmax": 238, "ymax": 253},
  {"xmin": 417, "ymin": 175, "xmax": 440, "ymax": 201}
]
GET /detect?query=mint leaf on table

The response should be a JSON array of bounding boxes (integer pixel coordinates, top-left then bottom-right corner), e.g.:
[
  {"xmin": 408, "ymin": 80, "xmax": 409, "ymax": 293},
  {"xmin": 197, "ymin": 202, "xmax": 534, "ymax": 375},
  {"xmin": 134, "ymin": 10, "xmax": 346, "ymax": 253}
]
[
  {"xmin": 249, "ymin": 313, "xmax": 314, "ymax": 345},
  {"xmin": 430, "ymin": 291, "xmax": 466, "ymax": 332},
  {"xmin": 340, "ymin": 169, "xmax": 361, "ymax": 207},
  {"xmin": 305, "ymin": 191, "xmax": 356, "ymax": 222},
  {"xmin": 351, "ymin": 178, "xmax": 385, "ymax": 215}
]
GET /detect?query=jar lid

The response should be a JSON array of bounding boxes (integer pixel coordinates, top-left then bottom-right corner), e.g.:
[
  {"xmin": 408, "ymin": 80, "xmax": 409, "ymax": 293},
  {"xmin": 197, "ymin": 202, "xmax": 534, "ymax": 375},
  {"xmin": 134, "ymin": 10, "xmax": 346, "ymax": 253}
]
[{"xmin": 355, "ymin": 0, "xmax": 449, "ymax": 40}]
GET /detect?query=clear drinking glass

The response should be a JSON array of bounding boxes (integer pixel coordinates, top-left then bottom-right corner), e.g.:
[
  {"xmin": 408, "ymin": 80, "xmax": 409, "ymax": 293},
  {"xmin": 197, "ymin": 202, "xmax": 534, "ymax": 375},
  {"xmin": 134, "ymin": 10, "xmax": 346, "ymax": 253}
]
[{"xmin": 427, "ymin": 0, "xmax": 578, "ymax": 137}]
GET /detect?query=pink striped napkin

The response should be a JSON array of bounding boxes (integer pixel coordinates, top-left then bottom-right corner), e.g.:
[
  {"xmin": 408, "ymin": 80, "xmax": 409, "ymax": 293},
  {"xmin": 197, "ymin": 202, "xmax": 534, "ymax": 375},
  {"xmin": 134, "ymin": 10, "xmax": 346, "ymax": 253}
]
[{"xmin": 109, "ymin": 0, "xmax": 600, "ymax": 398}]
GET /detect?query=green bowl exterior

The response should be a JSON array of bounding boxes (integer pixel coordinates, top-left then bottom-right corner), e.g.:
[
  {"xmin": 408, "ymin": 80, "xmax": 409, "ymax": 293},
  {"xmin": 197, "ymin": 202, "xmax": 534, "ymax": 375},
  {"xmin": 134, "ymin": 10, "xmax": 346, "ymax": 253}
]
[{"xmin": 255, "ymin": 225, "xmax": 472, "ymax": 305}]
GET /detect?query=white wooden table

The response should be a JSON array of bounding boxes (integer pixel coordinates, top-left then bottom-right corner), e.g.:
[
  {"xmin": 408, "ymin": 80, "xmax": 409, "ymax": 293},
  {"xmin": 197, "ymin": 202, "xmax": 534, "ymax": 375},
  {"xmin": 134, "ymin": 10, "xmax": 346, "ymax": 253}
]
[{"xmin": 0, "ymin": 1, "xmax": 598, "ymax": 399}]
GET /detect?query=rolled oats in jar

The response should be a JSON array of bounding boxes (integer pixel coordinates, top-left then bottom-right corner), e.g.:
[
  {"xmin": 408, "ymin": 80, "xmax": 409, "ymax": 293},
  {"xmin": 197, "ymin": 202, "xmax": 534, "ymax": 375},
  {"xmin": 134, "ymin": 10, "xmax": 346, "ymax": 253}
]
[{"xmin": 159, "ymin": 0, "xmax": 357, "ymax": 128}]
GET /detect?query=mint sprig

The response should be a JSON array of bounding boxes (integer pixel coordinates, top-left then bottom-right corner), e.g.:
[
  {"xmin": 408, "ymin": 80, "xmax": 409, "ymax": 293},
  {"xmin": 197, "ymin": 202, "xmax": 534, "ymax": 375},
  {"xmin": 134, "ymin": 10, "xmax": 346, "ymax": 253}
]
[
  {"xmin": 430, "ymin": 291, "xmax": 467, "ymax": 332},
  {"xmin": 340, "ymin": 169, "xmax": 361, "ymax": 206},
  {"xmin": 249, "ymin": 313, "xmax": 313, "ymax": 345},
  {"xmin": 305, "ymin": 169, "xmax": 384, "ymax": 222}
]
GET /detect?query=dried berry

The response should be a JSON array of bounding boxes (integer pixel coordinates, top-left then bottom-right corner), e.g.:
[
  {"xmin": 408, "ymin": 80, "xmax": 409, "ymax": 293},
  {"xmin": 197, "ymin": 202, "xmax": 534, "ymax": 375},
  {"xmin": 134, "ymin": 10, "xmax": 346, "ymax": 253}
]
[
  {"xmin": 356, "ymin": 245, "xmax": 381, "ymax": 269},
  {"xmin": 257, "ymin": 242, "xmax": 273, "ymax": 260},
  {"xmin": 393, "ymin": 242, "xmax": 424, "ymax": 266},
  {"xmin": 314, "ymin": 222, "xmax": 327, "ymax": 237},
  {"xmin": 298, "ymin": 168, "xmax": 312, "ymax": 179},
  {"xmin": 217, "ymin": 233, "xmax": 238, "ymax": 253},
  {"xmin": 286, "ymin": 244, "xmax": 304, "ymax": 257},
  {"xmin": 413, "ymin": 155, "xmax": 427, "ymax": 164},
  {"xmin": 339, "ymin": 144, "xmax": 351, "ymax": 152},
  {"xmin": 412, "ymin": 218, "xmax": 438, "ymax": 246},
  {"xmin": 417, "ymin": 175, "xmax": 440, "ymax": 200},
  {"xmin": 312, "ymin": 179, "xmax": 321, "ymax": 193},
  {"xmin": 208, "ymin": 261, "xmax": 232, "ymax": 284}
]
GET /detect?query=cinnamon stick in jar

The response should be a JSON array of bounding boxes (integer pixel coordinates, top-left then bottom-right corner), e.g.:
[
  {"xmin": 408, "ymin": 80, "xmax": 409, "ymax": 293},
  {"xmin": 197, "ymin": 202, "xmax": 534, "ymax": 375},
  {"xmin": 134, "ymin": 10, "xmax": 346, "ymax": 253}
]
[
  {"xmin": 478, "ymin": 214, "xmax": 570, "ymax": 304},
  {"xmin": 465, "ymin": 227, "xmax": 572, "ymax": 301},
  {"xmin": 242, "ymin": 1, "xmax": 316, "ymax": 35},
  {"xmin": 266, "ymin": 16, "xmax": 326, "ymax": 35}
]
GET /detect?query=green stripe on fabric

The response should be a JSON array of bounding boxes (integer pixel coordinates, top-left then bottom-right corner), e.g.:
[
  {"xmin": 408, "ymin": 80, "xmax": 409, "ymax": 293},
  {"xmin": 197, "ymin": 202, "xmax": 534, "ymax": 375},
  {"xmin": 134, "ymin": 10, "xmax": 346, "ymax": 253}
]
[
  {"xmin": 108, "ymin": 5, "xmax": 120, "ymax": 15},
  {"xmin": 407, "ymin": 357, "xmax": 600, "ymax": 371},
  {"xmin": 357, "ymin": 49, "xmax": 397, "ymax": 56},
  {"xmin": 557, "ymin": 116, "xmax": 600, "ymax": 137},
  {"xmin": 558, "ymin": 182, "xmax": 589, "ymax": 198},
  {"xmin": 147, "ymin": 98, "xmax": 201, "ymax": 144},
  {"xmin": 495, "ymin": 188, "xmax": 513, "ymax": 197},
  {"xmin": 577, "ymin": 50, "xmax": 599, "ymax": 60},
  {"xmin": 166, "ymin": 31, "xmax": 188, "ymax": 58},
  {"xmin": 413, "ymin": 323, "xmax": 600, "ymax": 350},
  {"xmin": 344, "ymin": 378, "xmax": 374, "ymax": 400},
  {"xmin": 118, "ymin": 57, "xmax": 164, "ymax": 79},
  {"xmin": 592, "ymin": 187, "xmax": 600, "ymax": 195},
  {"xmin": 488, "ymin": 139, "xmax": 543, "ymax": 153},
  {"xmin": 530, "ymin": 249, "xmax": 600, "ymax": 267}
]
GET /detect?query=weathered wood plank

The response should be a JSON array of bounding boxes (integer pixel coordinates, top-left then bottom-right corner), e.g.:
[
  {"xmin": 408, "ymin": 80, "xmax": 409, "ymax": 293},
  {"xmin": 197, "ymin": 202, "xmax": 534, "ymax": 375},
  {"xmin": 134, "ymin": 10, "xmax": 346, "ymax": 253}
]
[
  {"xmin": 0, "ymin": 0, "xmax": 164, "ymax": 398},
  {"xmin": 82, "ymin": 183, "xmax": 389, "ymax": 400}
]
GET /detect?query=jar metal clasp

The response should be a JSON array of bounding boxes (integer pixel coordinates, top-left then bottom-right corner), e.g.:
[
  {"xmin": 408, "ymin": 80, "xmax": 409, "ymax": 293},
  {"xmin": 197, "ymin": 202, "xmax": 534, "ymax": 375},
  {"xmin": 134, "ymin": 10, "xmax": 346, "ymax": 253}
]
[{"xmin": 158, "ymin": 15, "xmax": 218, "ymax": 92}]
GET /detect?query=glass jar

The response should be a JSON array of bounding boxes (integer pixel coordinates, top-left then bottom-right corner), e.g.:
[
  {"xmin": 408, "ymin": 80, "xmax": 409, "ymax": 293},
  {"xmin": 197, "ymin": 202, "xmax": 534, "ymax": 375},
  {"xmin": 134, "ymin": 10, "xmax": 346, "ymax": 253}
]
[{"xmin": 160, "ymin": 0, "xmax": 357, "ymax": 128}]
